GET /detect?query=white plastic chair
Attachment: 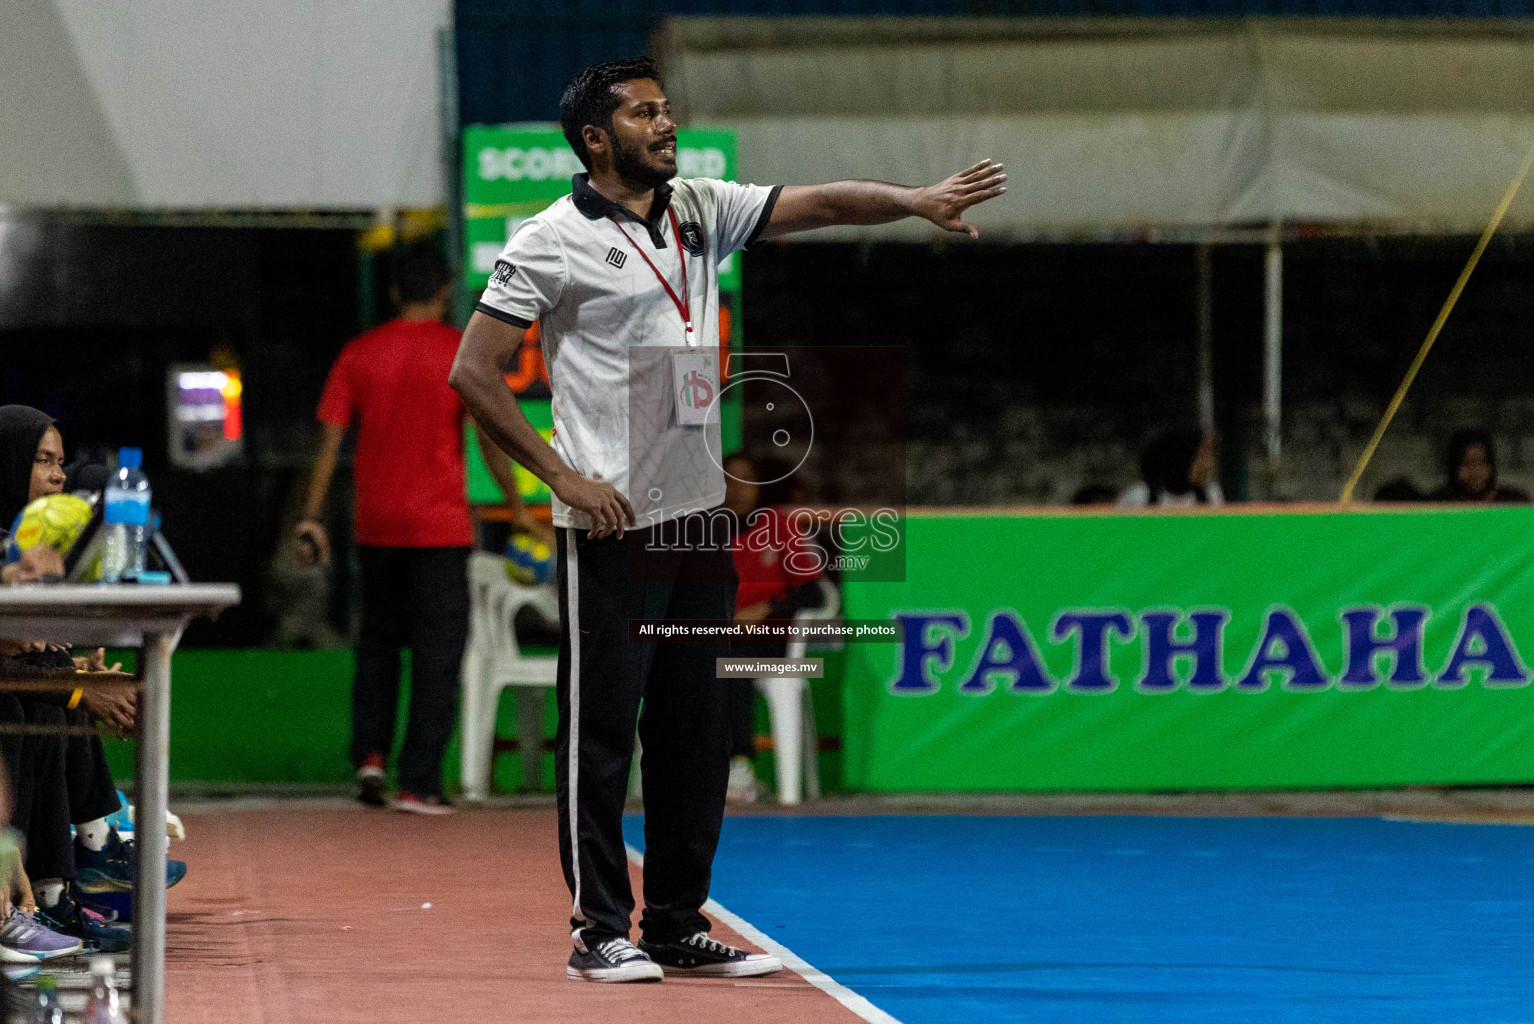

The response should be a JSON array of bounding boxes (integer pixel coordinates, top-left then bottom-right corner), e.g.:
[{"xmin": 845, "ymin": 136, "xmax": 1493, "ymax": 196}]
[
  {"xmin": 754, "ymin": 579, "xmax": 840, "ymax": 806},
  {"xmin": 460, "ymin": 550, "xmax": 559, "ymax": 801}
]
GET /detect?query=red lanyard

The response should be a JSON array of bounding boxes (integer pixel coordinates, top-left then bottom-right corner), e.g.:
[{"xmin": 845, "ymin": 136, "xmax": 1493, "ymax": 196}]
[{"xmin": 610, "ymin": 207, "xmax": 692, "ymax": 338}]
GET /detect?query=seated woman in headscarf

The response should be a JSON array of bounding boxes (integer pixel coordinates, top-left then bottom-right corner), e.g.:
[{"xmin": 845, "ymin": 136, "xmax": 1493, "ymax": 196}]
[
  {"xmin": 0, "ymin": 406, "xmax": 142, "ymax": 951},
  {"xmin": 0, "ymin": 408, "xmax": 66, "ymax": 586},
  {"xmin": 1428, "ymin": 429, "xmax": 1531, "ymax": 504}
]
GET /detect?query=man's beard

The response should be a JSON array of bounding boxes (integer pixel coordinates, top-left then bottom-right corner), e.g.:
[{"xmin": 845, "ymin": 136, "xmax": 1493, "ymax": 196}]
[{"xmin": 613, "ymin": 133, "xmax": 676, "ymax": 190}]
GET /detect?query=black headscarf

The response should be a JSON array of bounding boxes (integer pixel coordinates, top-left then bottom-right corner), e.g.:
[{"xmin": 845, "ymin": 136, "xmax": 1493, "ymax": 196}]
[
  {"xmin": 1443, "ymin": 428, "xmax": 1497, "ymax": 499},
  {"xmin": 0, "ymin": 405, "xmax": 56, "ymax": 531}
]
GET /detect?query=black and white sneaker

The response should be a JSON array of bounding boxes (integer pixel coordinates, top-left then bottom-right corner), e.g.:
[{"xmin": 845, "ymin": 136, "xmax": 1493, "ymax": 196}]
[
  {"xmin": 638, "ymin": 932, "xmax": 783, "ymax": 977},
  {"xmin": 566, "ymin": 938, "xmax": 664, "ymax": 983}
]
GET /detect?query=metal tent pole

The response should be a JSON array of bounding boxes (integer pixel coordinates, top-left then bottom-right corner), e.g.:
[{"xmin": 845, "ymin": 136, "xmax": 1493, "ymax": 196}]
[
  {"xmin": 1195, "ymin": 242, "xmax": 1215, "ymax": 433},
  {"xmin": 437, "ymin": 22, "xmax": 469, "ymax": 328},
  {"xmin": 1263, "ymin": 235, "xmax": 1284, "ymax": 476}
]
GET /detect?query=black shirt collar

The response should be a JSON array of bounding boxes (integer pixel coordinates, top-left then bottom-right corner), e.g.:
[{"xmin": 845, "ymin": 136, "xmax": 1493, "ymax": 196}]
[{"xmin": 572, "ymin": 173, "xmax": 675, "ymax": 247}]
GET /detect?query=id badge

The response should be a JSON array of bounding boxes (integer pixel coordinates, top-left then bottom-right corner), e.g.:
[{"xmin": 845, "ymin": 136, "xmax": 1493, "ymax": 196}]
[{"xmin": 671, "ymin": 349, "xmax": 719, "ymax": 427}]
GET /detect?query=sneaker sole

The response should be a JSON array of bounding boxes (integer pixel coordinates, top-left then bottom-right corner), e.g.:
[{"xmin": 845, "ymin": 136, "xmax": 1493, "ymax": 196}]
[
  {"xmin": 77, "ymin": 870, "xmax": 183, "ymax": 893},
  {"xmin": 34, "ymin": 941, "xmax": 84, "ymax": 961},
  {"xmin": 358, "ymin": 773, "xmax": 386, "ymax": 808},
  {"xmin": 73, "ymin": 871, "xmax": 132, "ymax": 894},
  {"xmin": 656, "ymin": 955, "xmax": 784, "ymax": 978},
  {"xmin": 566, "ymin": 963, "xmax": 664, "ymax": 983},
  {"xmin": 390, "ymin": 801, "xmax": 456, "ymax": 816},
  {"xmin": 0, "ymin": 946, "xmax": 42, "ymax": 964}
]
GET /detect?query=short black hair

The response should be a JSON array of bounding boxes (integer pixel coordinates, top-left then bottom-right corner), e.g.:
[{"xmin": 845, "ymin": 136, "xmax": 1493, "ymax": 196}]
[
  {"xmin": 394, "ymin": 242, "xmax": 451, "ymax": 305},
  {"xmin": 1140, "ymin": 427, "xmax": 1205, "ymax": 499},
  {"xmin": 559, "ymin": 57, "xmax": 664, "ymax": 171}
]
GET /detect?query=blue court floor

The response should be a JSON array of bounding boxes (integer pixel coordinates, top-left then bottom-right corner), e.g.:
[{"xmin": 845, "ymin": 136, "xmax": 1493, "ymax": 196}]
[{"xmin": 624, "ymin": 813, "xmax": 1534, "ymax": 1024}]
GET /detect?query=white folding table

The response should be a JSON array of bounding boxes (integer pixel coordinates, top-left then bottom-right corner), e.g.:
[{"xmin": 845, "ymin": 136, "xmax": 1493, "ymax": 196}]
[{"xmin": 0, "ymin": 583, "xmax": 241, "ymax": 1024}]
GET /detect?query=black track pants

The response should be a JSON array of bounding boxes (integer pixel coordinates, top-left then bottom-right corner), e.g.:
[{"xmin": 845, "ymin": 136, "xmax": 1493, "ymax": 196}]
[
  {"xmin": 554, "ymin": 522, "xmax": 736, "ymax": 950},
  {"xmin": 350, "ymin": 546, "xmax": 470, "ymax": 797}
]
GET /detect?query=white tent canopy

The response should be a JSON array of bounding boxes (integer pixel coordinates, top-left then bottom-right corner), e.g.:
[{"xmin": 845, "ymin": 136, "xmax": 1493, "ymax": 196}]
[
  {"xmin": 657, "ymin": 17, "xmax": 1534, "ymax": 240},
  {"xmin": 0, "ymin": 0, "xmax": 448, "ymax": 210}
]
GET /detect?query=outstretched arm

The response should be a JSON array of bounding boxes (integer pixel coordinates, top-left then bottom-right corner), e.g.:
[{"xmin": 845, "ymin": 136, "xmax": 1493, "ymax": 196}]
[
  {"xmin": 451, "ymin": 312, "xmax": 635, "ymax": 538},
  {"xmin": 759, "ymin": 159, "xmax": 1007, "ymax": 242}
]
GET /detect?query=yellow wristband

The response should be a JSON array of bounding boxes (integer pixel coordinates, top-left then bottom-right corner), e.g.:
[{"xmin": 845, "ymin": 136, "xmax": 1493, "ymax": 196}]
[{"xmin": 67, "ymin": 688, "xmax": 83, "ymax": 710}]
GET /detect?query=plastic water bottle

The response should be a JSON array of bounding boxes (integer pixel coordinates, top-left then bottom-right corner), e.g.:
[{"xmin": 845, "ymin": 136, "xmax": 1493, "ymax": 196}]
[
  {"xmin": 83, "ymin": 956, "xmax": 126, "ymax": 1024},
  {"xmin": 101, "ymin": 448, "xmax": 150, "ymax": 583},
  {"xmin": 33, "ymin": 974, "xmax": 63, "ymax": 1024}
]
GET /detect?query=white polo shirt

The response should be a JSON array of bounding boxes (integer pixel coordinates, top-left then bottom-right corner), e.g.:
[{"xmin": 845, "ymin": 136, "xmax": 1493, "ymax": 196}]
[{"xmin": 477, "ymin": 173, "xmax": 780, "ymax": 530}]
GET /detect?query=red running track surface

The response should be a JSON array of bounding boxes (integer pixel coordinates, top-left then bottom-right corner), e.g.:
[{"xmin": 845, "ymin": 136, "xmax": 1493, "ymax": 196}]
[{"xmin": 164, "ymin": 803, "xmax": 868, "ymax": 1024}]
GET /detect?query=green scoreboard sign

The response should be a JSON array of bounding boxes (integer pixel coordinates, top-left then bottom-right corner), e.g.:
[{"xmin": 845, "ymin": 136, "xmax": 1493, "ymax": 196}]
[{"xmin": 462, "ymin": 124, "xmax": 741, "ymax": 291}]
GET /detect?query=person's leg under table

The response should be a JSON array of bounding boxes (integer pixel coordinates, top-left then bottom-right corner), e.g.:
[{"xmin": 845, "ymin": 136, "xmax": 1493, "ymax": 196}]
[
  {"xmin": 15, "ymin": 700, "xmax": 75, "ymax": 885},
  {"xmin": 396, "ymin": 546, "xmax": 470, "ymax": 799},
  {"xmin": 63, "ymin": 710, "xmax": 122, "ymax": 825}
]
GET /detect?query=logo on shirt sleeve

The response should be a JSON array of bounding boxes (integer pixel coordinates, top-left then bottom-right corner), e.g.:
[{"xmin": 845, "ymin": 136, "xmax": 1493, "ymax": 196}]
[
  {"xmin": 679, "ymin": 222, "xmax": 706, "ymax": 257},
  {"xmin": 490, "ymin": 260, "xmax": 517, "ymax": 286},
  {"xmin": 605, "ymin": 247, "xmax": 628, "ymax": 269}
]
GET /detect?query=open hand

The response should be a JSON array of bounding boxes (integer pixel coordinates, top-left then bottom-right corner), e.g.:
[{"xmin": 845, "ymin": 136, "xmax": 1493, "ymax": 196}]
[
  {"xmin": 294, "ymin": 520, "xmax": 331, "ymax": 567},
  {"xmin": 914, "ymin": 159, "xmax": 1007, "ymax": 239},
  {"xmin": 0, "ymin": 546, "xmax": 65, "ymax": 585},
  {"xmin": 73, "ymin": 648, "xmax": 123, "ymax": 674},
  {"xmin": 734, "ymin": 601, "xmax": 770, "ymax": 624},
  {"xmin": 552, "ymin": 473, "xmax": 634, "ymax": 540},
  {"xmin": 83, "ymin": 687, "xmax": 137, "ymax": 737}
]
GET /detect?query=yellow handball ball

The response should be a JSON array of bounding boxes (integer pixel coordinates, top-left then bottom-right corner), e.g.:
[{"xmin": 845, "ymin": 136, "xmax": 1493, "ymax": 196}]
[
  {"xmin": 12, "ymin": 493, "xmax": 94, "ymax": 554},
  {"xmin": 503, "ymin": 531, "xmax": 554, "ymax": 586}
]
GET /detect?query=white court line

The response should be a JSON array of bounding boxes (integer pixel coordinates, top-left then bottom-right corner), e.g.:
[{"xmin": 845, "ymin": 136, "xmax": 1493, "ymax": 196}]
[{"xmin": 625, "ymin": 844, "xmax": 903, "ymax": 1024}]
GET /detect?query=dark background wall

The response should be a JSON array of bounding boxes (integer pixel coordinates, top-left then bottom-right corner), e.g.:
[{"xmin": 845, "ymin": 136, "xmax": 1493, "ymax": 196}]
[
  {"xmin": 742, "ymin": 235, "xmax": 1534, "ymax": 505},
  {"xmin": 0, "ymin": 220, "xmax": 363, "ymax": 645}
]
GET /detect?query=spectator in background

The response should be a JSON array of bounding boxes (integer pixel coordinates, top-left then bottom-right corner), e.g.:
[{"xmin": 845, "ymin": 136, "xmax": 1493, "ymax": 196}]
[
  {"xmin": 1119, "ymin": 428, "xmax": 1224, "ymax": 508},
  {"xmin": 723, "ymin": 453, "xmax": 823, "ymax": 804},
  {"xmin": 1373, "ymin": 477, "xmax": 1425, "ymax": 502},
  {"xmin": 1428, "ymin": 429, "xmax": 1530, "ymax": 503},
  {"xmin": 295, "ymin": 244, "xmax": 537, "ymax": 814}
]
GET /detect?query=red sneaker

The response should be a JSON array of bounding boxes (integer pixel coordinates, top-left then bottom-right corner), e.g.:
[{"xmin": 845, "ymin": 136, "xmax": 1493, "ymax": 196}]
[{"xmin": 356, "ymin": 754, "xmax": 386, "ymax": 808}]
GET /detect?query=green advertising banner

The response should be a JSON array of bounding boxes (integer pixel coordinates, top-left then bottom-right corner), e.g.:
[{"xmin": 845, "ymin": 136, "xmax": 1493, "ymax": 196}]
[
  {"xmin": 841, "ymin": 507, "xmax": 1534, "ymax": 792},
  {"xmin": 462, "ymin": 124, "xmax": 740, "ymax": 290}
]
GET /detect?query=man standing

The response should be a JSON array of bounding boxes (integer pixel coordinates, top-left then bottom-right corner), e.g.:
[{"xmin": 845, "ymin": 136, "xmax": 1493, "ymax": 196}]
[
  {"xmin": 298, "ymin": 243, "xmax": 538, "ymax": 814},
  {"xmin": 450, "ymin": 57, "xmax": 1004, "ymax": 981}
]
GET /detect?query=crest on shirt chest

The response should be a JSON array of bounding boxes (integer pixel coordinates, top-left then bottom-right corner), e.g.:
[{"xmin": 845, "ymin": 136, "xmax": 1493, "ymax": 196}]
[{"xmin": 678, "ymin": 221, "xmax": 706, "ymax": 257}]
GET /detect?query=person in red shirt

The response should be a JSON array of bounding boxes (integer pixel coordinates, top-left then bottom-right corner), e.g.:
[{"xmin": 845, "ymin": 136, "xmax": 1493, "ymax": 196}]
[
  {"xmin": 295, "ymin": 244, "xmax": 537, "ymax": 814},
  {"xmin": 722, "ymin": 453, "xmax": 822, "ymax": 804}
]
